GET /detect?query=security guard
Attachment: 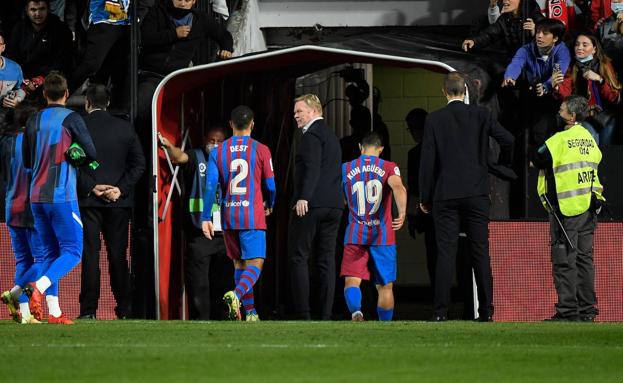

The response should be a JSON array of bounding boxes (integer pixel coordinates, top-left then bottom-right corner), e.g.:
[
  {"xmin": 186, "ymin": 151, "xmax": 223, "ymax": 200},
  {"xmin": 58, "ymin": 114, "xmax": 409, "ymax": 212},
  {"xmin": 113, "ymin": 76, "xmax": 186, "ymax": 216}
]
[{"xmin": 530, "ymin": 95, "xmax": 605, "ymax": 322}]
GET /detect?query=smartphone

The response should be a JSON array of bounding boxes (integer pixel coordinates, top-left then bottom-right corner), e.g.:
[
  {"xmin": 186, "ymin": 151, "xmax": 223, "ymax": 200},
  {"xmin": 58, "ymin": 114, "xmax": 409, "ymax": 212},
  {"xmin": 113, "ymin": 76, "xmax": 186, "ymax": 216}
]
[{"xmin": 553, "ymin": 63, "xmax": 561, "ymax": 75}]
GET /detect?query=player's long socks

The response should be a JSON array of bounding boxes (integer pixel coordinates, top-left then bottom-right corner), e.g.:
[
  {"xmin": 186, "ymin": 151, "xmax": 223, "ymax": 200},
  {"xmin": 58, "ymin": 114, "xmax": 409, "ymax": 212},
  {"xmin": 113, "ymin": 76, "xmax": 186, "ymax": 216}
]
[
  {"xmin": 46, "ymin": 295, "xmax": 62, "ymax": 317},
  {"xmin": 234, "ymin": 269, "xmax": 256, "ymax": 315},
  {"xmin": 344, "ymin": 286, "xmax": 362, "ymax": 314},
  {"xmin": 234, "ymin": 266, "xmax": 261, "ymax": 307},
  {"xmin": 377, "ymin": 307, "xmax": 393, "ymax": 321}
]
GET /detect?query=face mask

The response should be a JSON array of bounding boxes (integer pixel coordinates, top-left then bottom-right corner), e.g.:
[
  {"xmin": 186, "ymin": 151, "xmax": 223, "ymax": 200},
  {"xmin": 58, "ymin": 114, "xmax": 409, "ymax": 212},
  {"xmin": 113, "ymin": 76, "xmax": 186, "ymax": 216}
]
[
  {"xmin": 611, "ymin": 3, "xmax": 623, "ymax": 13},
  {"xmin": 577, "ymin": 54, "xmax": 593, "ymax": 63},
  {"xmin": 206, "ymin": 143, "xmax": 218, "ymax": 152}
]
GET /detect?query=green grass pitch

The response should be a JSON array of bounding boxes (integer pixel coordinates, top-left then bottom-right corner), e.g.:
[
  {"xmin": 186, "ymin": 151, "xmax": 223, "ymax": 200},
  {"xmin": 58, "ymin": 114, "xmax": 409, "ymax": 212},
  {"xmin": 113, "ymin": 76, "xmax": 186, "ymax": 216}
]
[{"xmin": 1, "ymin": 320, "xmax": 621, "ymax": 382}]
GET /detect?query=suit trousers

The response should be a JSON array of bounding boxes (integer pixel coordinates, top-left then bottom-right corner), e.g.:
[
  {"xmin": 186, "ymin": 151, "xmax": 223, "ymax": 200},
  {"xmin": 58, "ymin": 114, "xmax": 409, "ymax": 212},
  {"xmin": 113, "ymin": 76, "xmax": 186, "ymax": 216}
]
[
  {"xmin": 79, "ymin": 207, "xmax": 131, "ymax": 318},
  {"xmin": 550, "ymin": 210, "xmax": 598, "ymax": 319},
  {"xmin": 432, "ymin": 195, "xmax": 493, "ymax": 319},
  {"xmin": 288, "ymin": 207, "xmax": 342, "ymax": 320}
]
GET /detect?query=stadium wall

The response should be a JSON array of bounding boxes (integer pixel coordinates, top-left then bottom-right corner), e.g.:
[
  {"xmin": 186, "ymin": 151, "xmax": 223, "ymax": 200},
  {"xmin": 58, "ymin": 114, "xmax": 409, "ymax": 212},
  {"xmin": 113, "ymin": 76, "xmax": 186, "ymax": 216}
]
[{"xmin": 1, "ymin": 221, "xmax": 620, "ymax": 321}]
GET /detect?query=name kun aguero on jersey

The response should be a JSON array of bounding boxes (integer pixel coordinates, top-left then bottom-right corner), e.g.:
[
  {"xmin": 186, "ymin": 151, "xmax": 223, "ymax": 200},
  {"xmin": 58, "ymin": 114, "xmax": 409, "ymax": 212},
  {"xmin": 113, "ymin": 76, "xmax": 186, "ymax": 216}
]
[{"xmin": 346, "ymin": 163, "xmax": 386, "ymax": 181}]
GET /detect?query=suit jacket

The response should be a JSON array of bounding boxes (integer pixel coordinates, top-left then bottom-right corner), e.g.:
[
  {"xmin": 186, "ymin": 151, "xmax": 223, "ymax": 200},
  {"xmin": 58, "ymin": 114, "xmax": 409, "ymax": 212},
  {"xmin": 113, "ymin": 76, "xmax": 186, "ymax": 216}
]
[
  {"xmin": 78, "ymin": 110, "xmax": 145, "ymax": 208},
  {"xmin": 293, "ymin": 118, "xmax": 343, "ymax": 209},
  {"xmin": 419, "ymin": 101, "xmax": 514, "ymax": 203}
]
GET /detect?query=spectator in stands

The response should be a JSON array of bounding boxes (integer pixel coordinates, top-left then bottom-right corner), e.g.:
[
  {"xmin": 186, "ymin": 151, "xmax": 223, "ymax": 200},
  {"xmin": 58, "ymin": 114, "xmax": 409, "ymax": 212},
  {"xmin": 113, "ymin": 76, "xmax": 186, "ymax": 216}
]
[
  {"xmin": 552, "ymin": 33, "xmax": 621, "ymax": 145},
  {"xmin": 502, "ymin": 19, "xmax": 571, "ymax": 140},
  {"xmin": 487, "ymin": 0, "xmax": 502, "ymax": 25},
  {"xmin": 530, "ymin": 95, "xmax": 604, "ymax": 322},
  {"xmin": 5, "ymin": 0, "xmax": 73, "ymax": 98},
  {"xmin": 598, "ymin": 0, "xmax": 623, "ymax": 80},
  {"xmin": 69, "ymin": 0, "xmax": 133, "ymax": 111},
  {"xmin": 463, "ymin": 0, "xmax": 544, "ymax": 56},
  {"xmin": 77, "ymin": 84, "xmax": 145, "ymax": 320},
  {"xmin": 0, "ymin": 33, "xmax": 26, "ymax": 112},
  {"xmin": 137, "ymin": 0, "xmax": 233, "ymax": 134},
  {"xmin": 592, "ymin": 0, "xmax": 614, "ymax": 26},
  {"xmin": 158, "ymin": 126, "xmax": 234, "ymax": 320}
]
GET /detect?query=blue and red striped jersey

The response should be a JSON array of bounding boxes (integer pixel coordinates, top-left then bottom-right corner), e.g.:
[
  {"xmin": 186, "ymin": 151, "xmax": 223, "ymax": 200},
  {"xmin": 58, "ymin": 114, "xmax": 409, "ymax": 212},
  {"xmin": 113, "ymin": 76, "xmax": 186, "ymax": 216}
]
[
  {"xmin": 22, "ymin": 105, "xmax": 96, "ymax": 204},
  {"xmin": 342, "ymin": 155, "xmax": 401, "ymax": 245},
  {"xmin": 1, "ymin": 134, "xmax": 33, "ymax": 228},
  {"xmin": 201, "ymin": 136, "xmax": 276, "ymax": 230}
]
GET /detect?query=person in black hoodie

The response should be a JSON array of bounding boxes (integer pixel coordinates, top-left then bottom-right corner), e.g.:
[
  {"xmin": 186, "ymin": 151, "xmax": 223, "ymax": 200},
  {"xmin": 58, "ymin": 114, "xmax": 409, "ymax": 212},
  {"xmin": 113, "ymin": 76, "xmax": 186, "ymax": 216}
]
[
  {"xmin": 6, "ymin": 0, "xmax": 73, "ymax": 96},
  {"xmin": 137, "ymin": 0, "xmax": 233, "ymax": 134},
  {"xmin": 462, "ymin": 0, "xmax": 544, "ymax": 58}
]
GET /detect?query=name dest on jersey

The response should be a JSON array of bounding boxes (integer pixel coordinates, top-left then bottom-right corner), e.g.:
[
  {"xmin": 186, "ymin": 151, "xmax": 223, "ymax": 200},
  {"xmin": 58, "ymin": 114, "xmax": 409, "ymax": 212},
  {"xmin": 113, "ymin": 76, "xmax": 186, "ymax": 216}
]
[
  {"xmin": 347, "ymin": 164, "xmax": 386, "ymax": 180},
  {"xmin": 230, "ymin": 145, "xmax": 248, "ymax": 152}
]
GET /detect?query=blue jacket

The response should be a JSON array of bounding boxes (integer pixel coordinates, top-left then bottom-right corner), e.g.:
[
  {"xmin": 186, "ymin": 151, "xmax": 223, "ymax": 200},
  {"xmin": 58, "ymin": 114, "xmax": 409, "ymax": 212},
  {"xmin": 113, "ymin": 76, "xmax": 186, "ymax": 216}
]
[
  {"xmin": 504, "ymin": 42, "xmax": 571, "ymax": 92},
  {"xmin": 90, "ymin": 0, "xmax": 131, "ymax": 25}
]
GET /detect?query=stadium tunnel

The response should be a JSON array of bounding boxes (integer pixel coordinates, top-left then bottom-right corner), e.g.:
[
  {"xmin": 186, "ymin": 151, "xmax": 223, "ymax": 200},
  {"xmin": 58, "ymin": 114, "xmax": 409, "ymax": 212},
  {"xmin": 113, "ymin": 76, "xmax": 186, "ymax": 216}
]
[
  {"xmin": 150, "ymin": 27, "xmax": 623, "ymax": 320},
  {"xmin": 150, "ymin": 28, "xmax": 493, "ymax": 320}
]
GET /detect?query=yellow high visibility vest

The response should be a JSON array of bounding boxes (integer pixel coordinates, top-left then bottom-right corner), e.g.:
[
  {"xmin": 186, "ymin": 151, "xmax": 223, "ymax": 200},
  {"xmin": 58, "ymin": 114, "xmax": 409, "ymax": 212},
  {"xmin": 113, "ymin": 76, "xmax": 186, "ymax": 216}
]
[{"xmin": 537, "ymin": 124, "xmax": 605, "ymax": 217}]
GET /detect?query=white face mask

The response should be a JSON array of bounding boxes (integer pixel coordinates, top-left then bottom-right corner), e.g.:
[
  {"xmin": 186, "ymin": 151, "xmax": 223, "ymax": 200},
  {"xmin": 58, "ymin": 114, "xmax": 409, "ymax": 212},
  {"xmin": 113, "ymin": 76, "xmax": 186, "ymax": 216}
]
[
  {"xmin": 612, "ymin": 3, "xmax": 623, "ymax": 13},
  {"xmin": 577, "ymin": 54, "xmax": 593, "ymax": 63},
  {"xmin": 206, "ymin": 143, "xmax": 218, "ymax": 152}
]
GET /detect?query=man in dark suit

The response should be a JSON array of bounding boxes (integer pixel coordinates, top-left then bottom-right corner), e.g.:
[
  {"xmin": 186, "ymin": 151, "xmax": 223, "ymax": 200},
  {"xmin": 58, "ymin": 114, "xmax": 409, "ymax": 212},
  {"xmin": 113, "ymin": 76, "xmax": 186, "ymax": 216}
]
[
  {"xmin": 289, "ymin": 94, "xmax": 343, "ymax": 320},
  {"xmin": 419, "ymin": 72, "xmax": 514, "ymax": 322},
  {"xmin": 77, "ymin": 84, "xmax": 145, "ymax": 319}
]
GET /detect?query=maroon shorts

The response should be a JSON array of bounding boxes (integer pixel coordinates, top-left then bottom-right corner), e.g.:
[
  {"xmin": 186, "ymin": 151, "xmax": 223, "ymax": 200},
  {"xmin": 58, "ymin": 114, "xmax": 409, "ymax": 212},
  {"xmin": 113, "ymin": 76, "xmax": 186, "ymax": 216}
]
[{"xmin": 340, "ymin": 244, "xmax": 396, "ymax": 285}]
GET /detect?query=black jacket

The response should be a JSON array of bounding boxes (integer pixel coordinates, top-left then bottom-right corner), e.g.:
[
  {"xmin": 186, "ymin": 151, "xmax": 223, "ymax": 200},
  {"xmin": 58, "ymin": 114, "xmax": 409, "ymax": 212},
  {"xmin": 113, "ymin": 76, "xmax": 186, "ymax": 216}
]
[
  {"xmin": 470, "ymin": 1, "xmax": 544, "ymax": 56},
  {"xmin": 139, "ymin": 4, "xmax": 234, "ymax": 76},
  {"xmin": 293, "ymin": 119, "xmax": 343, "ymax": 209},
  {"xmin": 419, "ymin": 101, "xmax": 514, "ymax": 203},
  {"xmin": 78, "ymin": 110, "xmax": 145, "ymax": 208},
  {"xmin": 6, "ymin": 13, "xmax": 73, "ymax": 79}
]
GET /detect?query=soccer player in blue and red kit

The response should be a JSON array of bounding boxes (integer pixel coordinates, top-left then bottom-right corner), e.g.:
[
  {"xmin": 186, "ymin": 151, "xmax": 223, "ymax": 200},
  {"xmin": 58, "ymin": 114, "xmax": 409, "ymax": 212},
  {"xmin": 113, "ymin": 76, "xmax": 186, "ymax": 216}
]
[
  {"xmin": 22, "ymin": 72, "xmax": 96, "ymax": 324},
  {"xmin": 341, "ymin": 131, "xmax": 407, "ymax": 321},
  {"xmin": 0, "ymin": 104, "xmax": 41, "ymax": 324},
  {"xmin": 201, "ymin": 105, "xmax": 276, "ymax": 321}
]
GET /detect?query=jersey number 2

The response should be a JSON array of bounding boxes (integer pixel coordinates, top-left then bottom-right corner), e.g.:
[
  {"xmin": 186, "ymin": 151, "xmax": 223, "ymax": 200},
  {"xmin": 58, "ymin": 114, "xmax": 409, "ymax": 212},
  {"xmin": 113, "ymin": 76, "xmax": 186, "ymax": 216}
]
[{"xmin": 230, "ymin": 158, "xmax": 249, "ymax": 195}]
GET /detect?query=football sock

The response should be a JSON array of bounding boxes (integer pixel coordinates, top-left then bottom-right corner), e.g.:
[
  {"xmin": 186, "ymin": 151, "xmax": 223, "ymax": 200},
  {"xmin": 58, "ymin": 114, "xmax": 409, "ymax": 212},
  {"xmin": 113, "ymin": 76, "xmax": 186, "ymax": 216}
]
[
  {"xmin": 344, "ymin": 286, "xmax": 362, "ymax": 314},
  {"xmin": 234, "ymin": 265, "xmax": 261, "ymax": 300},
  {"xmin": 377, "ymin": 307, "xmax": 394, "ymax": 321},
  {"xmin": 46, "ymin": 295, "xmax": 62, "ymax": 318},
  {"xmin": 10, "ymin": 285, "xmax": 22, "ymax": 299},
  {"xmin": 234, "ymin": 269, "xmax": 255, "ymax": 314},
  {"xmin": 35, "ymin": 276, "xmax": 52, "ymax": 294},
  {"xmin": 19, "ymin": 302, "xmax": 31, "ymax": 317}
]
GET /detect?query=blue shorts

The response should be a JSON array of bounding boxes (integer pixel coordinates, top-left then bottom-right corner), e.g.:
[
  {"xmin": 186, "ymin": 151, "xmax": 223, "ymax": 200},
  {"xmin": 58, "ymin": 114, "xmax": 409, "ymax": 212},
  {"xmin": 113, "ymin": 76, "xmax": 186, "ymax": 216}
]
[
  {"xmin": 340, "ymin": 244, "xmax": 396, "ymax": 286},
  {"xmin": 223, "ymin": 230, "xmax": 266, "ymax": 261}
]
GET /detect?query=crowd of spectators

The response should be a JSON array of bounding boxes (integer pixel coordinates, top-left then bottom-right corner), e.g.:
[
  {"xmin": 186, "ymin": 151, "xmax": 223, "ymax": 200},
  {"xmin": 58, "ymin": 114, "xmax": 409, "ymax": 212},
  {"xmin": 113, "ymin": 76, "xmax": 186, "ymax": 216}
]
[{"xmin": 466, "ymin": 0, "xmax": 622, "ymax": 147}]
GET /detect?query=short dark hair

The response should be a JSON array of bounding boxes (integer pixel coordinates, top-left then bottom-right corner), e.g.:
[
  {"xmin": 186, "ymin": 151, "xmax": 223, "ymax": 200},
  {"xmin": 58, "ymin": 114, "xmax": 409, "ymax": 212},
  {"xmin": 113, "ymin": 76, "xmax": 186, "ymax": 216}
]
[
  {"xmin": 204, "ymin": 125, "xmax": 227, "ymax": 139},
  {"xmin": 564, "ymin": 95, "xmax": 589, "ymax": 122},
  {"xmin": 443, "ymin": 72, "xmax": 465, "ymax": 97},
  {"xmin": 230, "ymin": 105, "xmax": 254, "ymax": 130},
  {"xmin": 536, "ymin": 18, "xmax": 566, "ymax": 43},
  {"xmin": 43, "ymin": 71, "xmax": 67, "ymax": 102},
  {"xmin": 26, "ymin": 0, "xmax": 50, "ymax": 7},
  {"xmin": 361, "ymin": 131, "xmax": 383, "ymax": 148},
  {"xmin": 405, "ymin": 108, "xmax": 428, "ymax": 131},
  {"xmin": 86, "ymin": 83, "xmax": 110, "ymax": 109}
]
